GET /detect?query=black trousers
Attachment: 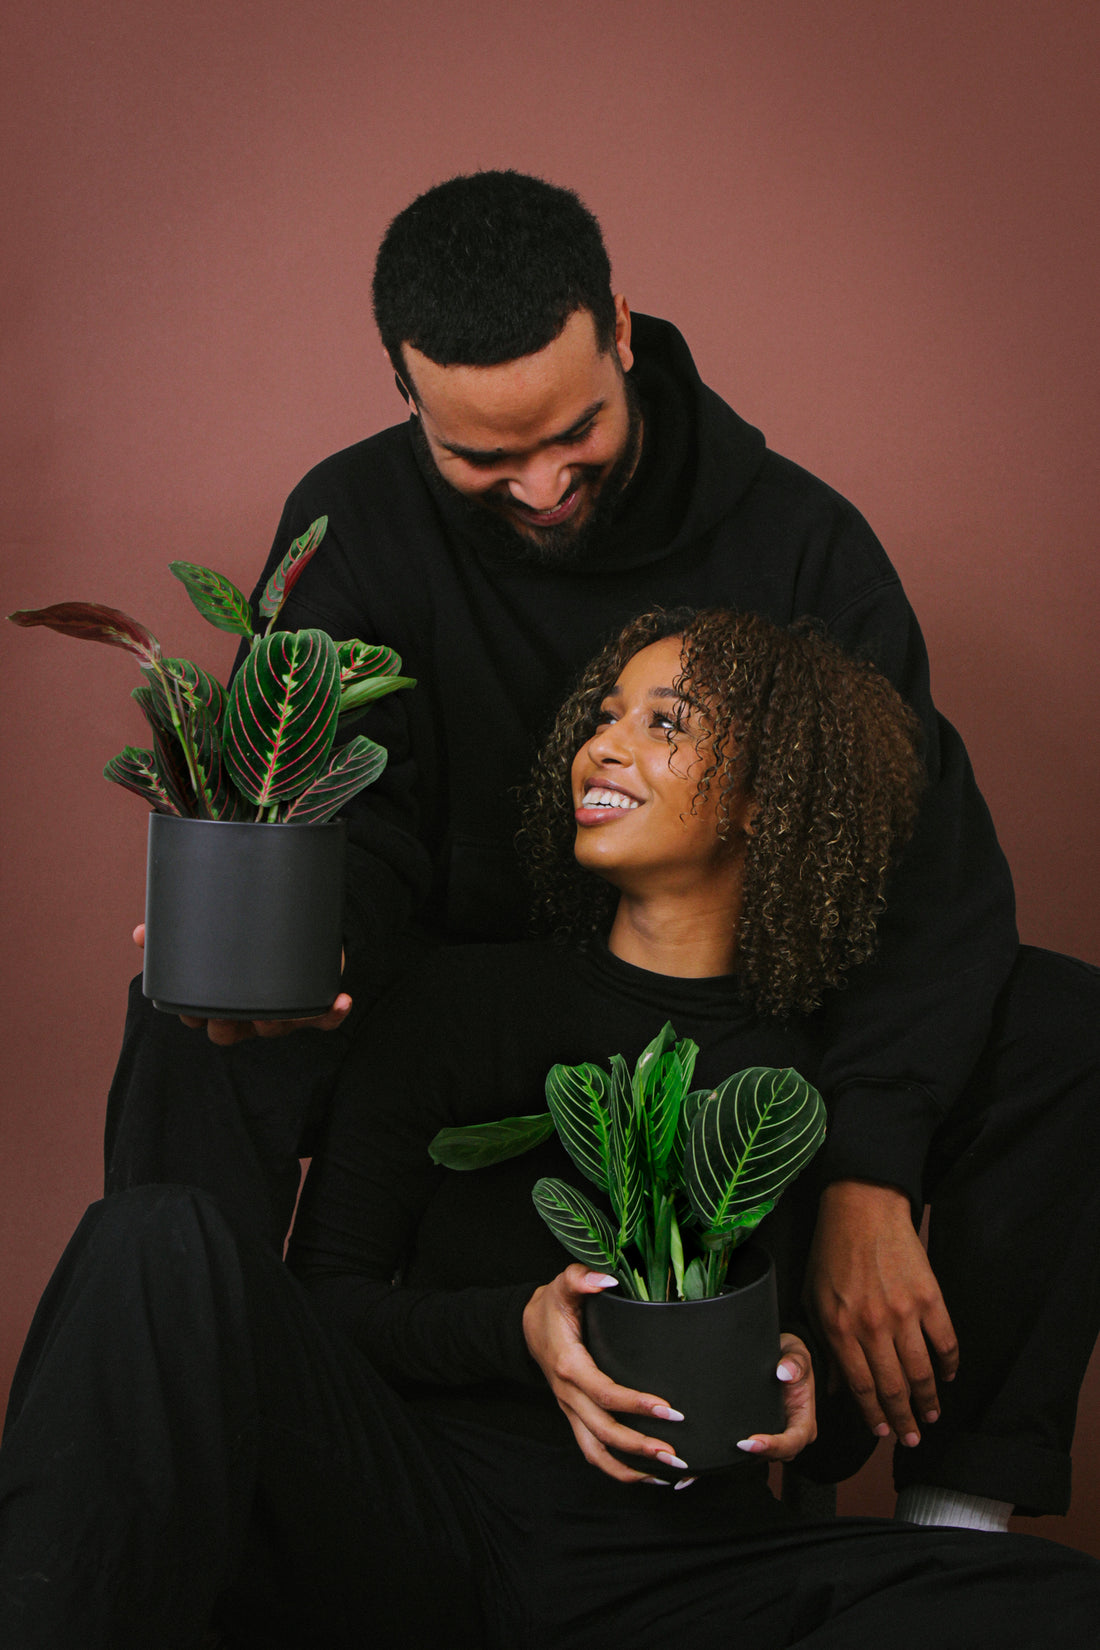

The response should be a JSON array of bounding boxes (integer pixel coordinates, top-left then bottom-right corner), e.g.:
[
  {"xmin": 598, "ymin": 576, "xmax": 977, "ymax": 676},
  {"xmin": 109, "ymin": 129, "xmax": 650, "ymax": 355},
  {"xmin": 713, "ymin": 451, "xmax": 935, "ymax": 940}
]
[
  {"xmin": 2, "ymin": 1186, "xmax": 1099, "ymax": 1650},
  {"xmin": 103, "ymin": 944, "xmax": 1100, "ymax": 1516}
]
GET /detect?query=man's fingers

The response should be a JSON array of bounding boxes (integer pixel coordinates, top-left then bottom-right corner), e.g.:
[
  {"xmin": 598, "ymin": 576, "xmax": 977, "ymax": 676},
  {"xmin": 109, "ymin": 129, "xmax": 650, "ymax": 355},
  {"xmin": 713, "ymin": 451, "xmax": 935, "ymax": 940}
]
[
  {"xmin": 132, "ymin": 923, "xmax": 146, "ymax": 949},
  {"xmin": 922, "ymin": 1298, "xmax": 960, "ymax": 1382},
  {"xmin": 832, "ymin": 1333, "xmax": 918, "ymax": 1444}
]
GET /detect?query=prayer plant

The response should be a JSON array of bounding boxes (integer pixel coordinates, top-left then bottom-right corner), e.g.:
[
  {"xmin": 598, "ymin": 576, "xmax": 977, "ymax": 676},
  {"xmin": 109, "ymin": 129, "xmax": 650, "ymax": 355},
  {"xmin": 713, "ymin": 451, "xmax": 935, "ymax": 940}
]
[
  {"xmin": 8, "ymin": 517, "xmax": 413, "ymax": 825},
  {"xmin": 430, "ymin": 1023, "xmax": 826, "ymax": 1303}
]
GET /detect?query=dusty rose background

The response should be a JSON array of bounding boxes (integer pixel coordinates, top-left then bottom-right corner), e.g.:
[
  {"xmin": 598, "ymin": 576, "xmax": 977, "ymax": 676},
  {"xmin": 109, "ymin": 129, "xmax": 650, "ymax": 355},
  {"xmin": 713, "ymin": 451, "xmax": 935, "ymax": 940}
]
[{"xmin": 2, "ymin": 1, "xmax": 1097, "ymax": 1552}]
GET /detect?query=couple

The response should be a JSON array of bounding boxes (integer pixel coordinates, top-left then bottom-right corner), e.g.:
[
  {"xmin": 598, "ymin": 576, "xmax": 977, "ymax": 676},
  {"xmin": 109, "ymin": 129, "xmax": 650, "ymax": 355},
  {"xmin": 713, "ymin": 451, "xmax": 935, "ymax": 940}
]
[{"xmin": 2, "ymin": 605, "xmax": 1097, "ymax": 1646}]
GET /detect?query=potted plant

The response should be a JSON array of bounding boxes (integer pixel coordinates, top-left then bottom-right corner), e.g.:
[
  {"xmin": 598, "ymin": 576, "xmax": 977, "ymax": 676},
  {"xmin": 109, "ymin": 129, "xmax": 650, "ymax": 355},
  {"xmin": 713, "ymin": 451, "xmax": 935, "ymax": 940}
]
[
  {"xmin": 9, "ymin": 516, "xmax": 413, "ymax": 1018},
  {"xmin": 431, "ymin": 1022, "xmax": 826, "ymax": 1475}
]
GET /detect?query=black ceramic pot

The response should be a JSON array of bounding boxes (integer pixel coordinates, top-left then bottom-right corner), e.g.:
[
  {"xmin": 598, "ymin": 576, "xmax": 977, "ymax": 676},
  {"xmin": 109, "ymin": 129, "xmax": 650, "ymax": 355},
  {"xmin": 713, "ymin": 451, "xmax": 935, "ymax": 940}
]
[
  {"xmin": 142, "ymin": 813, "xmax": 346, "ymax": 1019},
  {"xmin": 584, "ymin": 1242, "xmax": 784, "ymax": 1478}
]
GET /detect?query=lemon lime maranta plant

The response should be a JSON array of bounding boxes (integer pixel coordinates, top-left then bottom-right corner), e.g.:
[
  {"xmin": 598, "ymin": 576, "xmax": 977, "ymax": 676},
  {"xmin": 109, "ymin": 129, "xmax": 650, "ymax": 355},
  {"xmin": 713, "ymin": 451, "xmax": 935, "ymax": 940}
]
[
  {"xmin": 9, "ymin": 517, "xmax": 413, "ymax": 824},
  {"xmin": 431, "ymin": 1022, "xmax": 826, "ymax": 1303}
]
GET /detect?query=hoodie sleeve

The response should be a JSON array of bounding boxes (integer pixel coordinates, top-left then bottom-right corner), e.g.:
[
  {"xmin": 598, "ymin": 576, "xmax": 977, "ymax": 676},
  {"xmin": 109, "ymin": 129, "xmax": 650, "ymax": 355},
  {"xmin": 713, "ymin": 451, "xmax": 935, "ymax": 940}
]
[{"xmin": 797, "ymin": 507, "xmax": 1018, "ymax": 1215}]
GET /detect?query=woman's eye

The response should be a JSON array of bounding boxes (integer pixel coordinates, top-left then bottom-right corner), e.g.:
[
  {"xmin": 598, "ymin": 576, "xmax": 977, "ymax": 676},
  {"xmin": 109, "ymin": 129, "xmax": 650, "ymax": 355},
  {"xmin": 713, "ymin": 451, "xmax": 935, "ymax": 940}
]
[{"xmin": 652, "ymin": 711, "xmax": 684, "ymax": 734}]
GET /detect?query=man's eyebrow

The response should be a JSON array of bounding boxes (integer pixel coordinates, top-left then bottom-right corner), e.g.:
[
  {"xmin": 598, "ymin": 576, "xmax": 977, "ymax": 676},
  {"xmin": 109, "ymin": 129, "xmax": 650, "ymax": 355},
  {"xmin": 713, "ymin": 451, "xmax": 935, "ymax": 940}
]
[{"xmin": 439, "ymin": 400, "xmax": 605, "ymax": 462}]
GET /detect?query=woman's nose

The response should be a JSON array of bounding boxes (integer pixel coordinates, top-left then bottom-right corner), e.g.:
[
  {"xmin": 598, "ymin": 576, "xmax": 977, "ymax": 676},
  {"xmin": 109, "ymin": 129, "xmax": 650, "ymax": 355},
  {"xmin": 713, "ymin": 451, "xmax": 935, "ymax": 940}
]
[{"xmin": 585, "ymin": 723, "xmax": 631, "ymax": 765}]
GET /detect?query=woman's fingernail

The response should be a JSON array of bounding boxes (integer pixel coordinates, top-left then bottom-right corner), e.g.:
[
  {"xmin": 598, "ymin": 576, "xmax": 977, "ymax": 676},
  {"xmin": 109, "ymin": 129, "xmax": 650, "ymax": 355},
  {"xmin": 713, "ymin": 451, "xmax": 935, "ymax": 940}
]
[
  {"xmin": 873, "ymin": 1423, "xmax": 892, "ymax": 1437},
  {"xmin": 923, "ymin": 1410, "xmax": 939, "ymax": 1424},
  {"xmin": 736, "ymin": 1437, "xmax": 764, "ymax": 1453},
  {"xmin": 673, "ymin": 1476, "xmax": 697, "ymax": 1490},
  {"xmin": 651, "ymin": 1405, "xmax": 685, "ymax": 1422},
  {"xmin": 655, "ymin": 1451, "xmax": 689, "ymax": 1470},
  {"xmin": 776, "ymin": 1361, "xmax": 798, "ymax": 1383},
  {"xmin": 642, "ymin": 1476, "xmax": 671, "ymax": 1486},
  {"xmin": 585, "ymin": 1274, "xmax": 619, "ymax": 1288},
  {"xmin": 902, "ymin": 1431, "xmax": 920, "ymax": 1448}
]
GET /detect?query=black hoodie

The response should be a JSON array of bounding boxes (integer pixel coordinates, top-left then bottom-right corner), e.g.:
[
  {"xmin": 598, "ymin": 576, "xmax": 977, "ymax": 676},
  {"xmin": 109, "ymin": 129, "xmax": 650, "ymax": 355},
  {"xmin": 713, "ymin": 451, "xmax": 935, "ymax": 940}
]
[{"xmin": 253, "ymin": 313, "xmax": 1018, "ymax": 1211}]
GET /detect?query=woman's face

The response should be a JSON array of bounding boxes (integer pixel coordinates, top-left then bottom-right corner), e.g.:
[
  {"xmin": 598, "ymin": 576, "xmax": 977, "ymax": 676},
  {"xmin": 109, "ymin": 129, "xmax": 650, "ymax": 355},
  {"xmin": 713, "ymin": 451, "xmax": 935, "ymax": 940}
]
[{"xmin": 570, "ymin": 635, "xmax": 749, "ymax": 895}]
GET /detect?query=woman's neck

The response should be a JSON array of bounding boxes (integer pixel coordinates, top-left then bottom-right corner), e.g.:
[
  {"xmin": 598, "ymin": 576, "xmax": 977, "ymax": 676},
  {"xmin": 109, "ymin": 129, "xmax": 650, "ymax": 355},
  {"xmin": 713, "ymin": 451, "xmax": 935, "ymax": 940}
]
[{"xmin": 607, "ymin": 888, "xmax": 741, "ymax": 978}]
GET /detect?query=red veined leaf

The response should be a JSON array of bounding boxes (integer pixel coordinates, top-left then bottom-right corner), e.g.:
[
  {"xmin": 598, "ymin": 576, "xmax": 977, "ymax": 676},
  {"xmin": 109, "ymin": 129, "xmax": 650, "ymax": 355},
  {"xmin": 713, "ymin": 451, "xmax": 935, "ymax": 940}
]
[
  {"xmin": 157, "ymin": 658, "xmax": 228, "ymax": 727},
  {"xmin": 258, "ymin": 515, "xmax": 328, "ymax": 625},
  {"xmin": 130, "ymin": 689, "xmax": 197, "ymax": 815},
  {"xmin": 223, "ymin": 629, "xmax": 340, "ymax": 805},
  {"xmin": 284, "ymin": 735, "xmax": 389, "ymax": 823},
  {"xmin": 189, "ymin": 702, "xmax": 251, "ymax": 820},
  {"xmin": 8, "ymin": 603, "xmax": 161, "ymax": 666},
  {"xmin": 336, "ymin": 639, "xmax": 403, "ymax": 687},
  {"xmin": 169, "ymin": 563, "xmax": 254, "ymax": 637},
  {"xmin": 103, "ymin": 747, "xmax": 181, "ymax": 814}
]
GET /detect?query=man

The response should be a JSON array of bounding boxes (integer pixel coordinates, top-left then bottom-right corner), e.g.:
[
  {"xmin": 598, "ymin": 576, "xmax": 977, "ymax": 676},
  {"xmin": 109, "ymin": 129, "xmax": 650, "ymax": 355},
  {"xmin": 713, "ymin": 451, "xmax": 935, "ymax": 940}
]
[{"xmin": 104, "ymin": 169, "xmax": 1100, "ymax": 1532}]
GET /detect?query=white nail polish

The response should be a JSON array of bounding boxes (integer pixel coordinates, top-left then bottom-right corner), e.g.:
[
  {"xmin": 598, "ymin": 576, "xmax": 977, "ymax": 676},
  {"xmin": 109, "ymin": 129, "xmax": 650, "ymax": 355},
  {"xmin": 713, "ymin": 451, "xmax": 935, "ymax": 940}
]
[
  {"xmin": 673, "ymin": 1476, "xmax": 697, "ymax": 1490},
  {"xmin": 651, "ymin": 1405, "xmax": 685, "ymax": 1422},
  {"xmin": 655, "ymin": 1451, "xmax": 689, "ymax": 1470}
]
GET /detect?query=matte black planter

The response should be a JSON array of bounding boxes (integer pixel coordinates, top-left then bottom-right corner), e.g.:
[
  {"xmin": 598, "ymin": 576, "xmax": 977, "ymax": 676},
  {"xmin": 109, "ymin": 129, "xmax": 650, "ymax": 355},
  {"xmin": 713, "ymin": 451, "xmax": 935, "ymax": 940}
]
[
  {"xmin": 142, "ymin": 813, "xmax": 346, "ymax": 1019},
  {"xmin": 584, "ymin": 1242, "xmax": 784, "ymax": 1478}
]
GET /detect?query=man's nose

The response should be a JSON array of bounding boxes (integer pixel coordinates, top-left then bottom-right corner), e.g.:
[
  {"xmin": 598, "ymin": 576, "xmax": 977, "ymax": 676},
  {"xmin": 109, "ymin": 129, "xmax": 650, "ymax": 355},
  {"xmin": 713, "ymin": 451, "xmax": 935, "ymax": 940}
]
[{"xmin": 506, "ymin": 454, "xmax": 573, "ymax": 512}]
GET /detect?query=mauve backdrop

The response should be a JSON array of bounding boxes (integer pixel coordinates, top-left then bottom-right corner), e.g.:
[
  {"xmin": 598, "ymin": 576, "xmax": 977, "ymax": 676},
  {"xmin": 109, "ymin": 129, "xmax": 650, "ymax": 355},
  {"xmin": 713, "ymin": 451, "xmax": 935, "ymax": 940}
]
[{"xmin": 2, "ymin": 0, "xmax": 1098, "ymax": 1553}]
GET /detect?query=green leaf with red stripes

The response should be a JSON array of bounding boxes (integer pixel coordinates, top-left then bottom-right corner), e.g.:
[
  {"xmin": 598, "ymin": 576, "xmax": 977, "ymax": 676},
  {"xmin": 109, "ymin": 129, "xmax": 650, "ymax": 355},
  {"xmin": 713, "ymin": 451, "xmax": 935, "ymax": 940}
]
[
  {"xmin": 103, "ymin": 747, "xmax": 180, "ymax": 814},
  {"xmin": 258, "ymin": 516, "xmax": 328, "ymax": 625},
  {"xmin": 223, "ymin": 629, "xmax": 340, "ymax": 805},
  {"xmin": 169, "ymin": 563, "xmax": 253, "ymax": 637},
  {"xmin": 284, "ymin": 734, "xmax": 388, "ymax": 823}
]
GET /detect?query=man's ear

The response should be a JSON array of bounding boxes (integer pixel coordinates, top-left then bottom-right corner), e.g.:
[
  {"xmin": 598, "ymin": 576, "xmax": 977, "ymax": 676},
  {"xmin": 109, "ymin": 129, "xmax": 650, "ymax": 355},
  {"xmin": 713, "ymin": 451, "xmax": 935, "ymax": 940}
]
[
  {"xmin": 613, "ymin": 294, "xmax": 633, "ymax": 374},
  {"xmin": 382, "ymin": 348, "xmax": 416, "ymax": 412}
]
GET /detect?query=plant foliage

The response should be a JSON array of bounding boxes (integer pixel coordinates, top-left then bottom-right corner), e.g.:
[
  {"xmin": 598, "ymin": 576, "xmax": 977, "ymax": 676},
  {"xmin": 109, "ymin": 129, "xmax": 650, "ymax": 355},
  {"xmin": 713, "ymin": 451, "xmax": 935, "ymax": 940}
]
[
  {"xmin": 8, "ymin": 517, "xmax": 415, "ymax": 824},
  {"xmin": 430, "ymin": 1024, "xmax": 826, "ymax": 1302}
]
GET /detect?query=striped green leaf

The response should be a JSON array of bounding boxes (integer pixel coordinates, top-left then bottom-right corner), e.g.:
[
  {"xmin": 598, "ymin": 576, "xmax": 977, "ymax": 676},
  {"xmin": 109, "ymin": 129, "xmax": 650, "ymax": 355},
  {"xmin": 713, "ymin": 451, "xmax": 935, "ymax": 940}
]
[
  {"xmin": 258, "ymin": 515, "xmax": 328, "ymax": 624},
  {"xmin": 544, "ymin": 1061, "xmax": 613, "ymax": 1193},
  {"xmin": 429, "ymin": 1112, "xmax": 554, "ymax": 1170},
  {"xmin": 223, "ymin": 629, "xmax": 340, "ymax": 806},
  {"xmin": 633, "ymin": 1022, "xmax": 694, "ymax": 1184},
  {"xmin": 284, "ymin": 734, "xmax": 389, "ymax": 823},
  {"xmin": 169, "ymin": 563, "xmax": 253, "ymax": 637},
  {"xmin": 685, "ymin": 1067, "xmax": 826, "ymax": 1242},
  {"xmin": 9, "ymin": 602, "xmax": 161, "ymax": 667},
  {"xmin": 532, "ymin": 1178, "xmax": 620, "ymax": 1272},
  {"xmin": 338, "ymin": 673, "xmax": 417, "ymax": 718},
  {"xmin": 104, "ymin": 746, "xmax": 180, "ymax": 814},
  {"xmin": 609, "ymin": 1053, "xmax": 643, "ymax": 1243}
]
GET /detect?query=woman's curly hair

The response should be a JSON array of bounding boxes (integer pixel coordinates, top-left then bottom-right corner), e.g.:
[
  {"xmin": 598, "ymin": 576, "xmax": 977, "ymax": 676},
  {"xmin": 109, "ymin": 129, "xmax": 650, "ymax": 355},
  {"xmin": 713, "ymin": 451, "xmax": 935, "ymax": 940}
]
[{"xmin": 519, "ymin": 608, "xmax": 926, "ymax": 1018}]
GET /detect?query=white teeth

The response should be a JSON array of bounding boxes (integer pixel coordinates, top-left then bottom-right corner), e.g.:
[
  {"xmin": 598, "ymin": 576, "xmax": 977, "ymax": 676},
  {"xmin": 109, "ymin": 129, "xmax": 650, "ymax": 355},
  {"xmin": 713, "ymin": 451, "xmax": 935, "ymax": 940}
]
[{"xmin": 582, "ymin": 788, "xmax": 640, "ymax": 810}]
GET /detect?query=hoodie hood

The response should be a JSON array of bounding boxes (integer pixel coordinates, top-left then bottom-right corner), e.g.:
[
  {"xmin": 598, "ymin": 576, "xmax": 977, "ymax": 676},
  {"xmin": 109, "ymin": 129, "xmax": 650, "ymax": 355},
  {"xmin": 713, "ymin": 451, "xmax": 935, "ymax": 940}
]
[{"xmin": 410, "ymin": 312, "xmax": 769, "ymax": 576}]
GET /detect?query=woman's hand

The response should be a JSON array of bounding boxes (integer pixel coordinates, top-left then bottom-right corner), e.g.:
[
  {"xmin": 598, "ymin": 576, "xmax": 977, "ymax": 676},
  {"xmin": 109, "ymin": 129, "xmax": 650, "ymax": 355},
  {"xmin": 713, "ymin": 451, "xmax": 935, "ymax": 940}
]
[
  {"xmin": 522, "ymin": 1265, "xmax": 688, "ymax": 1484},
  {"xmin": 805, "ymin": 1179, "xmax": 959, "ymax": 1447},
  {"xmin": 733, "ymin": 1333, "xmax": 817, "ymax": 1463}
]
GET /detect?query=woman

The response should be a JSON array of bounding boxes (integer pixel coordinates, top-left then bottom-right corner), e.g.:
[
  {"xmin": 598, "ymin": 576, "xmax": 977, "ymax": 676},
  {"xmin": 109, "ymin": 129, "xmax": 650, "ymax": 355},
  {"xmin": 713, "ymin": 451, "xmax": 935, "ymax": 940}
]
[{"xmin": 2, "ymin": 610, "xmax": 1096, "ymax": 1649}]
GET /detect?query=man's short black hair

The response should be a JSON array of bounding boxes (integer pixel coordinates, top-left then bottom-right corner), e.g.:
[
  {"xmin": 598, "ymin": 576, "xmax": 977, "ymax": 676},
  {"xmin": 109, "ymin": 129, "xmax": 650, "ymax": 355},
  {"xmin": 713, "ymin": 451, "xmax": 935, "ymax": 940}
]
[{"xmin": 372, "ymin": 170, "xmax": 617, "ymax": 390}]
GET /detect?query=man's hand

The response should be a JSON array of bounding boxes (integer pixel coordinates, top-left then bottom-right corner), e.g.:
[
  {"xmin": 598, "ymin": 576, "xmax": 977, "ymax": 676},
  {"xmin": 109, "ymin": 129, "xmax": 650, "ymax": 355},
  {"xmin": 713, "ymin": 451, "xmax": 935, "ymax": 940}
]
[
  {"xmin": 733, "ymin": 1334, "xmax": 817, "ymax": 1463},
  {"xmin": 523, "ymin": 1266, "xmax": 689, "ymax": 1484},
  {"xmin": 806, "ymin": 1179, "xmax": 959, "ymax": 1447},
  {"xmin": 132, "ymin": 924, "xmax": 352, "ymax": 1047}
]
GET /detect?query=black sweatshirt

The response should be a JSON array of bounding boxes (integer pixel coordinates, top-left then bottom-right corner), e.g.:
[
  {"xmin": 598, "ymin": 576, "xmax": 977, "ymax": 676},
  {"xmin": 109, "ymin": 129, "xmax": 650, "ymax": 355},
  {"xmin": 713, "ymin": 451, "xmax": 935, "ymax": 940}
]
[
  {"xmin": 252, "ymin": 312, "xmax": 1018, "ymax": 1213},
  {"xmin": 288, "ymin": 940, "xmax": 825, "ymax": 1446}
]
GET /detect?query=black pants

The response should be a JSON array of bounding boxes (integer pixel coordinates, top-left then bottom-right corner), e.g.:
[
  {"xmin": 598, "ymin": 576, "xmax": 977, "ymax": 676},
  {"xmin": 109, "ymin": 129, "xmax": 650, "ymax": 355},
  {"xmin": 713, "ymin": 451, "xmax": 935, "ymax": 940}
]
[
  {"xmin": 2, "ymin": 1186, "xmax": 1099, "ymax": 1649},
  {"xmin": 103, "ymin": 944, "xmax": 1100, "ymax": 1515}
]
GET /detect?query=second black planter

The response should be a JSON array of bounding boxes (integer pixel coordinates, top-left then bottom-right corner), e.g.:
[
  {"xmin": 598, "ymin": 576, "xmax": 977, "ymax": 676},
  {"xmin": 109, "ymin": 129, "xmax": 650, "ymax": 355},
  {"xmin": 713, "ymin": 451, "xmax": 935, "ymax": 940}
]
[
  {"xmin": 142, "ymin": 813, "xmax": 346, "ymax": 1019},
  {"xmin": 584, "ymin": 1242, "xmax": 784, "ymax": 1478}
]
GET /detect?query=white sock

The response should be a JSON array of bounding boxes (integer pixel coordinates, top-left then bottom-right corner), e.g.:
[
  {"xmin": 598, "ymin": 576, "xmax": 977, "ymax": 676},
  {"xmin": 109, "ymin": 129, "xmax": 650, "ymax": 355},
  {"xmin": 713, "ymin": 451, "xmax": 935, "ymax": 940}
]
[{"xmin": 895, "ymin": 1484, "xmax": 1012, "ymax": 1532}]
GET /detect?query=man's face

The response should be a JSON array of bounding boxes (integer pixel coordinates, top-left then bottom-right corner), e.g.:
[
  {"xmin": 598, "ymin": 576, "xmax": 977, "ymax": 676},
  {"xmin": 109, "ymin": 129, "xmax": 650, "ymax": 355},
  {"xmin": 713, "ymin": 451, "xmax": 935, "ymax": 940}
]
[{"xmin": 401, "ymin": 298, "xmax": 642, "ymax": 567}]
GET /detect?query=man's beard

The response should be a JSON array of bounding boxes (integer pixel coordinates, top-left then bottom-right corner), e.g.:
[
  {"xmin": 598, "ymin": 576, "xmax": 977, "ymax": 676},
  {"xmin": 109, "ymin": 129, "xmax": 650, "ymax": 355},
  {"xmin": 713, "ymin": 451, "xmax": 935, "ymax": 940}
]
[{"xmin": 409, "ymin": 375, "xmax": 644, "ymax": 569}]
